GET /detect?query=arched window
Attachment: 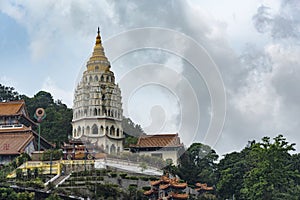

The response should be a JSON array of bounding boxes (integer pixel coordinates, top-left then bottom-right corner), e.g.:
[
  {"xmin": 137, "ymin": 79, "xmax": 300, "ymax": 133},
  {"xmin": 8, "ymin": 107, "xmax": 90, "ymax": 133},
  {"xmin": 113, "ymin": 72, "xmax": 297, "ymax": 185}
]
[
  {"xmin": 82, "ymin": 127, "xmax": 85, "ymax": 135},
  {"xmin": 106, "ymin": 126, "xmax": 109, "ymax": 135},
  {"xmin": 94, "ymin": 76, "xmax": 98, "ymax": 81},
  {"xmin": 101, "ymin": 75, "xmax": 104, "ymax": 82},
  {"xmin": 92, "ymin": 124, "xmax": 98, "ymax": 134},
  {"xmin": 100, "ymin": 126, "xmax": 104, "ymax": 135},
  {"xmin": 116, "ymin": 129, "xmax": 120, "ymax": 137},
  {"xmin": 78, "ymin": 126, "xmax": 81, "ymax": 136},
  {"xmin": 110, "ymin": 144, "xmax": 116, "ymax": 154},
  {"xmin": 94, "ymin": 108, "xmax": 97, "ymax": 116},
  {"xmin": 110, "ymin": 126, "xmax": 115, "ymax": 136},
  {"xmin": 86, "ymin": 126, "xmax": 90, "ymax": 134}
]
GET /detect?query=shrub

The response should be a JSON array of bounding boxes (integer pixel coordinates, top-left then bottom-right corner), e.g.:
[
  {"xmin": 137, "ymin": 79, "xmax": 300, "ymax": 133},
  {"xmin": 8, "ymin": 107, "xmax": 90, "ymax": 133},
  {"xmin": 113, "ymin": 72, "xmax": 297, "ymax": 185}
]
[
  {"xmin": 119, "ymin": 173, "xmax": 127, "ymax": 179},
  {"xmin": 149, "ymin": 176, "xmax": 159, "ymax": 181},
  {"xmin": 128, "ymin": 176, "xmax": 138, "ymax": 180},
  {"xmin": 110, "ymin": 172, "xmax": 117, "ymax": 178},
  {"xmin": 42, "ymin": 149, "xmax": 62, "ymax": 161},
  {"xmin": 140, "ymin": 176, "xmax": 149, "ymax": 181},
  {"xmin": 142, "ymin": 186, "xmax": 151, "ymax": 191},
  {"xmin": 129, "ymin": 184, "xmax": 137, "ymax": 187}
]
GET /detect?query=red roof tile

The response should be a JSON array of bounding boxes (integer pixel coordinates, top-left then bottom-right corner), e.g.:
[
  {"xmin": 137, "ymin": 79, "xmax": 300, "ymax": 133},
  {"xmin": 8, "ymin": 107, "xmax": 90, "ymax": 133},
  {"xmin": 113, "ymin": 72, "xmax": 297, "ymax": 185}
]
[
  {"xmin": 134, "ymin": 134, "xmax": 183, "ymax": 148},
  {"xmin": 0, "ymin": 133, "xmax": 34, "ymax": 155}
]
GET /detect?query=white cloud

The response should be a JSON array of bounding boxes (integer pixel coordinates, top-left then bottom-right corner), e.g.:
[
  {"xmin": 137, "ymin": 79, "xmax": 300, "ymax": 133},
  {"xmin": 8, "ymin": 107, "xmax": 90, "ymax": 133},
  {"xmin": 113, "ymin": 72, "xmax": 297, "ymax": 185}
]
[{"xmin": 42, "ymin": 77, "xmax": 73, "ymax": 107}]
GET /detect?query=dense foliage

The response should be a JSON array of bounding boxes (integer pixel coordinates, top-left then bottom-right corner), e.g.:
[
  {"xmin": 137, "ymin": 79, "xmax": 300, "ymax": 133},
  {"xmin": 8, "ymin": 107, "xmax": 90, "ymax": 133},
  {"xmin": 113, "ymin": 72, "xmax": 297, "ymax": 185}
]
[
  {"xmin": 217, "ymin": 135, "xmax": 300, "ymax": 200},
  {"xmin": 0, "ymin": 188, "xmax": 34, "ymax": 200},
  {"xmin": 122, "ymin": 117, "xmax": 145, "ymax": 137},
  {"xmin": 122, "ymin": 117, "xmax": 145, "ymax": 147},
  {"xmin": 178, "ymin": 143, "xmax": 219, "ymax": 186},
  {"xmin": 165, "ymin": 135, "xmax": 300, "ymax": 200},
  {"xmin": 0, "ymin": 84, "xmax": 20, "ymax": 102},
  {"xmin": 21, "ymin": 91, "xmax": 73, "ymax": 146}
]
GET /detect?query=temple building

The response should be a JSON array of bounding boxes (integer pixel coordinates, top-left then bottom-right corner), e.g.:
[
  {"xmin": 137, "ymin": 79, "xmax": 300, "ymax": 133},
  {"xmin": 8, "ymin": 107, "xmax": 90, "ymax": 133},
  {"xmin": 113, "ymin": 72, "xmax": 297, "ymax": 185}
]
[
  {"xmin": 0, "ymin": 100, "xmax": 52, "ymax": 164},
  {"xmin": 72, "ymin": 28, "xmax": 124, "ymax": 154},
  {"xmin": 144, "ymin": 174, "xmax": 189, "ymax": 200},
  {"xmin": 130, "ymin": 133, "xmax": 185, "ymax": 166}
]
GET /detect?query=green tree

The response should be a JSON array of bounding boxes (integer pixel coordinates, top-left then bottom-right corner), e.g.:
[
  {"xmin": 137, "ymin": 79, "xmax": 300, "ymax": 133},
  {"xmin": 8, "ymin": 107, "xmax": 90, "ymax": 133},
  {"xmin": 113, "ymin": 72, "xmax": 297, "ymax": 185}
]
[
  {"xmin": 178, "ymin": 143, "xmax": 218, "ymax": 185},
  {"xmin": 16, "ymin": 191, "xmax": 34, "ymax": 200},
  {"xmin": 0, "ymin": 84, "xmax": 20, "ymax": 101},
  {"xmin": 45, "ymin": 193, "xmax": 62, "ymax": 200},
  {"xmin": 216, "ymin": 143, "xmax": 254, "ymax": 200},
  {"xmin": 122, "ymin": 118, "xmax": 145, "ymax": 148},
  {"xmin": 124, "ymin": 136, "xmax": 138, "ymax": 148},
  {"xmin": 122, "ymin": 117, "xmax": 145, "ymax": 137},
  {"xmin": 240, "ymin": 135, "xmax": 300, "ymax": 200},
  {"xmin": 0, "ymin": 187, "xmax": 17, "ymax": 200},
  {"xmin": 22, "ymin": 91, "xmax": 72, "ymax": 145}
]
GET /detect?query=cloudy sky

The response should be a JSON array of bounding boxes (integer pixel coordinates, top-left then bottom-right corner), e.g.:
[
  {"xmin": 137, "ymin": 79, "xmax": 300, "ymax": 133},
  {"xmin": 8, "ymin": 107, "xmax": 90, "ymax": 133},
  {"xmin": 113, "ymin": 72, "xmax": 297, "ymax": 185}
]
[{"xmin": 1, "ymin": 0, "xmax": 299, "ymax": 156}]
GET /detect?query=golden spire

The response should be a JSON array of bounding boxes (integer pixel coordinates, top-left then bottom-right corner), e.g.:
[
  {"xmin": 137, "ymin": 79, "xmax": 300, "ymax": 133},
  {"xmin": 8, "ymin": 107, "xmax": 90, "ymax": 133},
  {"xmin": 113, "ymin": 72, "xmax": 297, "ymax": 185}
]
[
  {"xmin": 87, "ymin": 27, "xmax": 110, "ymax": 71},
  {"xmin": 96, "ymin": 27, "xmax": 101, "ymax": 45}
]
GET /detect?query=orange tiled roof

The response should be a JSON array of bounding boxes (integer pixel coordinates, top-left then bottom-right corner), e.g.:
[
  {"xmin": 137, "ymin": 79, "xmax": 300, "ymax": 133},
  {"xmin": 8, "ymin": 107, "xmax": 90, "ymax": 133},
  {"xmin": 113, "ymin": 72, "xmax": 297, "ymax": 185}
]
[
  {"xmin": 195, "ymin": 182, "xmax": 214, "ymax": 191},
  {"xmin": 159, "ymin": 184, "xmax": 170, "ymax": 190},
  {"xmin": 150, "ymin": 180, "xmax": 162, "ymax": 186},
  {"xmin": 172, "ymin": 194, "xmax": 189, "ymax": 199},
  {"xmin": 144, "ymin": 189, "xmax": 154, "ymax": 195},
  {"xmin": 0, "ymin": 100, "xmax": 25, "ymax": 116},
  {"xmin": 0, "ymin": 133, "xmax": 34, "ymax": 155},
  {"xmin": 134, "ymin": 133, "xmax": 184, "ymax": 148},
  {"xmin": 171, "ymin": 182, "xmax": 187, "ymax": 188},
  {"xmin": 171, "ymin": 192, "xmax": 189, "ymax": 199}
]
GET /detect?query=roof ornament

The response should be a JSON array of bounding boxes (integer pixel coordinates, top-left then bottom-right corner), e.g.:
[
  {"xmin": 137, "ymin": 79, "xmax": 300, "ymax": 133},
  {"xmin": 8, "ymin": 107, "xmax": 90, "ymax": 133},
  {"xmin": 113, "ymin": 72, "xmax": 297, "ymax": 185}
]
[{"xmin": 96, "ymin": 27, "xmax": 101, "ymax": 45}]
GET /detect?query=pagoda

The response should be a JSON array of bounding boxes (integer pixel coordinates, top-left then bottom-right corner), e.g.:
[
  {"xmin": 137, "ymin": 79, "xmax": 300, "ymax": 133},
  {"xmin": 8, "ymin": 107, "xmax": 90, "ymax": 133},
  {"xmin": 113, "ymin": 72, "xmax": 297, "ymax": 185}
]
[{"xmin": 72, "ymin": 28, "xmax": 124, "ymax": 154}]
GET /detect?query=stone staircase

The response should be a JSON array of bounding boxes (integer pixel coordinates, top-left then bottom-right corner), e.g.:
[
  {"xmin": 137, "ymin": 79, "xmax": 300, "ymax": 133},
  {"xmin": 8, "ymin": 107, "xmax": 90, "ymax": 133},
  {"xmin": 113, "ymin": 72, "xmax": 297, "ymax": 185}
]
[{"xmin": 52, "ymin": 174, "xmax": 69, "ymax": 187}]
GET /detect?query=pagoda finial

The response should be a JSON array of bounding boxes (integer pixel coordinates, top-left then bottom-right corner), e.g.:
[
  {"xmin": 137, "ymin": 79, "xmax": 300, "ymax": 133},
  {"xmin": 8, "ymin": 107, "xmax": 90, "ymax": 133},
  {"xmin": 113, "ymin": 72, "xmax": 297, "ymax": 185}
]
[{"xmin": 96, "ymin": 27, "xmax": 101, "ymax": 45}]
